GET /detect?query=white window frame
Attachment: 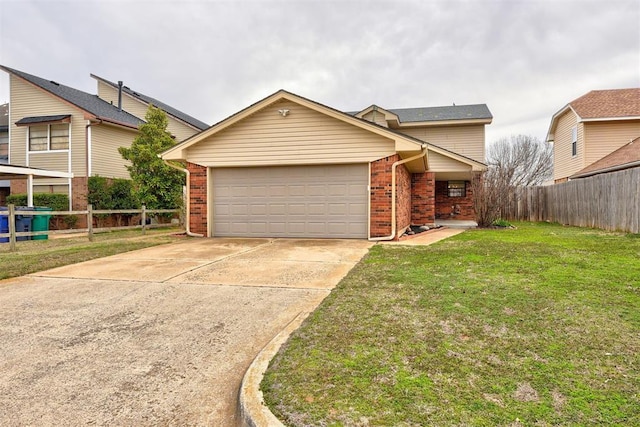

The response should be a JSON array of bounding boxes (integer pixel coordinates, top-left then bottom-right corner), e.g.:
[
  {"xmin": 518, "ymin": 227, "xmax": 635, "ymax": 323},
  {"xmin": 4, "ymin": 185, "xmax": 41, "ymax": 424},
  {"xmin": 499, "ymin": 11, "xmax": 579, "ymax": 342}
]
[
  {"xmin": 28, "ymin": 123, "xmax": 70, "ymax": 152},
  {"xmin": 571, "ymin": 126, "xmax": 577, "ymax": 157}
]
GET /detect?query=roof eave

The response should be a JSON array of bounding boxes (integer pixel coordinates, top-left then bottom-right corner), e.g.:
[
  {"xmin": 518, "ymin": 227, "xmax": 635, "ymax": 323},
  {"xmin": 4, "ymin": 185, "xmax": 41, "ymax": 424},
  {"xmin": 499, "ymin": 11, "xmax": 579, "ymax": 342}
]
[
  {"xmin": 570, "ymin": 160, "xmax": 640, "ymax": 179},
  {"xmin": 546, "ymin": 104, "xmax": 579, "ymax": 142},
  {"xmin": 398, "ymin": 117, "xmax": 492, "ymax": 127},
  {"xmin": 579, "ymin": 115, "xmax": 640, "ymax": 123}
]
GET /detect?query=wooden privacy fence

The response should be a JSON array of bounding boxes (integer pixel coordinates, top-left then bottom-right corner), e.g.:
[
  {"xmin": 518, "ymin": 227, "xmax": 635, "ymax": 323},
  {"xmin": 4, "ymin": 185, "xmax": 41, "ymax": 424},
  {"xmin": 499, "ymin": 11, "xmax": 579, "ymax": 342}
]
[
  {"xmin": 0, "ymin": 204, "xmax": 182, "ymax": 251},
  {"xmin": 501, "ymin": 168, "xmax": 640, "ymax": 234}
]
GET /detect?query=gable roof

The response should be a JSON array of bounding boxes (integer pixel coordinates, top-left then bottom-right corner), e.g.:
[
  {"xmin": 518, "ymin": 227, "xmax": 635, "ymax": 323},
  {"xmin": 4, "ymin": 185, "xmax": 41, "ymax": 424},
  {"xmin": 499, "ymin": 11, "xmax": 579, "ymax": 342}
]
[
  {"xmin": 570, "ymin": 89, "xmax": 640, "ymax": 120},
  {"xmin": 90, "ymin": 74, "xmax": 209, "ymax": 131},
  {"xmin": 547, "ymin": 88, "xmax": 640, "ymax": 142},
  {"xmin": 352, "ymin": 103, "xmax": 492, "ymax": 126},
  {"xmin": 0, "ymin": 65, "xmax": 144, "ymax": 129},
  {"xmin": 570, "ymin": 136, "xmax": 640, "ymax": 179},
  {"xmin": 388, "ymin": 104, "xmax": 493, "ymax": 123},
  {"xmin": 162, "ymin": 89, "xmax": 487, "ymax": 171}
]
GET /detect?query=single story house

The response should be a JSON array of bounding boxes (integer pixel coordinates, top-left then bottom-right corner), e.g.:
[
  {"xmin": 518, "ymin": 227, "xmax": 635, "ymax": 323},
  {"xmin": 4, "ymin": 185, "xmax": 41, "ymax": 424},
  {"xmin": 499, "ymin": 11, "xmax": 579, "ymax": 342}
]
[{"xmin": 161, "ymin": 90, "xmax": 492, "ymax": 240}]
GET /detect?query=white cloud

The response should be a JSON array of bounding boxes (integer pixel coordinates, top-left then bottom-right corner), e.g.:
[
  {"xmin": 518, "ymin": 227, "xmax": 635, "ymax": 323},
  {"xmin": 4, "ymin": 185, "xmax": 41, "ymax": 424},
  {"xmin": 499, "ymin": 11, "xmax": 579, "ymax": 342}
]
[{"xmin": 0, "ymin": 0, "xmax": 638, "ymax": 144}]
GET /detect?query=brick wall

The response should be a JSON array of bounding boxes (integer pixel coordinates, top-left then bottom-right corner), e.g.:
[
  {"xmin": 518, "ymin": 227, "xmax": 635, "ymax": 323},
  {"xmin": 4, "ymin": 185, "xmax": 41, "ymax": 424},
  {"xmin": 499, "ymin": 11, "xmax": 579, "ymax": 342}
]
[
  {"xmin": 10, "ymin": 179, "xmax": 26, "ymax": 195},
  {"xmin": 411, "ymin": 172, "xmax": 435, "ymax": 225},
  {"xmin": 396, "ymin": 162, "xmax": 411, "ymax": 236},
  {"xmin": 370, "ymin": 154, "xmax": 411, "ymax": 240},
  {"xmin": 435, "ymin": 180, "xmax": 475, "ymax": 220},
  {"xmin": 370, "ymin": 155, "xmax": 396, "ymax": 238},
  {"xmin": 72, "ymin": 177, "xmax": 88, "ymax": 210},
  {"xmin": 188, "ymin": 162, "xmax": 207, "ymax": 235}
]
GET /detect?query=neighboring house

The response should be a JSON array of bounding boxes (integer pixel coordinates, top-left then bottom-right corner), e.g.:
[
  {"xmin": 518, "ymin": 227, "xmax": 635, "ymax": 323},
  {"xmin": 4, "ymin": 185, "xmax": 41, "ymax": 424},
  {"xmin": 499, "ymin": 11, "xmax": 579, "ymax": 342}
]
[
  {"xmin": 546, "ymin": 88, "xmax": 640, "ymax": 183},
  {"xmin": 161, "ymin": 90, "xmax": 492, "ymax": 240},
  {"xmin": 0, "ymin": 65, "xmax": 208, "ymax": 210},
  {"xmin": 0, "ymin": 103, "xmax": 9, "ymax": 204},
  {"xmin": 570, "ymin": 136, "xmax": 640, "ymax": 179}
]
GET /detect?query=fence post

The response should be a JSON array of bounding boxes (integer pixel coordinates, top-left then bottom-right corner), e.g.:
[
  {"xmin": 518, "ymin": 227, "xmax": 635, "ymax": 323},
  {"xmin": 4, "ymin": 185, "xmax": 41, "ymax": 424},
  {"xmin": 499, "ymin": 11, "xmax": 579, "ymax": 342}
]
[
  {"xmin": 87, "ymin": 204, "xmax": 94, "ymax": 242},
  {"xmin": 9, "ymin": 204, "xmax": 16, "ymax": 252},
  {"xmin": 141, "ymin": 205, "xmax": 146, "ymax": 235}
]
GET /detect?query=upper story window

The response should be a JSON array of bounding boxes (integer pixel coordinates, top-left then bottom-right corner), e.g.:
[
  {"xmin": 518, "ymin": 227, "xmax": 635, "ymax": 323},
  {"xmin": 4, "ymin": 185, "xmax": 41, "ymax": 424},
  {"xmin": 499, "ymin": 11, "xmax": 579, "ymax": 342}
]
[
  {"xmin": 571, "ymin": 126, "xmax": 577, "ymax": 157},
  {"xmin": 28, "ymin": 123, "xmax": 69, "ymax": 151},
  {"xmin": 15, "ymin": 114, "xmax": 71, "ymax": 152},
  {"xmin": 0, "ymin": 130, "xmax": 8, "ymax": 159}
]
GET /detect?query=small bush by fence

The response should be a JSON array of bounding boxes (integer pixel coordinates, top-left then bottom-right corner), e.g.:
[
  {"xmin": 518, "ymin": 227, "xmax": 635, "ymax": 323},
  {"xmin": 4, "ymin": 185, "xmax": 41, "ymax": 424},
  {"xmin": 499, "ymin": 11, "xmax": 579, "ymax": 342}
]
[
  {"xmin": 501, "ymin": 168, "xmax": 639, "ymax": 234},
  {"xmin": 0, "ymin": 204, "xmax": 182, "ymax": 251}
]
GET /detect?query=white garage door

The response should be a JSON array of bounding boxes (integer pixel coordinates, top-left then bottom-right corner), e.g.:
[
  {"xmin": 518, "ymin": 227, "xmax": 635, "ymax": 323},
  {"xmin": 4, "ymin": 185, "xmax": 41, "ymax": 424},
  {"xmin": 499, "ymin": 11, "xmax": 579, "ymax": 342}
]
[{"xmin": 212, "ymin": 164, "xmax": 368, "ymax": 238}]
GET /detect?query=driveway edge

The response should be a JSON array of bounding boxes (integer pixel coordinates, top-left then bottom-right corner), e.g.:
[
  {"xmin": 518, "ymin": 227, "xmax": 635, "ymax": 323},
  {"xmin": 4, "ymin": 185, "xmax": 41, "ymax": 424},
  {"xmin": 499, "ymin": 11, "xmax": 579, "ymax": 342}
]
[{"xmin": 238, "ymin": 311, "xmax": 311, "ymax": 427}]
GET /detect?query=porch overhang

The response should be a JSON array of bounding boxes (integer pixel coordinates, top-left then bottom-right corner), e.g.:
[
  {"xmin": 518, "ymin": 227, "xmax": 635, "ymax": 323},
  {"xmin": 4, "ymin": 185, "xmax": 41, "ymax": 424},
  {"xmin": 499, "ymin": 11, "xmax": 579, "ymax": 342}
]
[{"xmin": 0, "ymin": 164, "xmax": 74, "ymax": 207}]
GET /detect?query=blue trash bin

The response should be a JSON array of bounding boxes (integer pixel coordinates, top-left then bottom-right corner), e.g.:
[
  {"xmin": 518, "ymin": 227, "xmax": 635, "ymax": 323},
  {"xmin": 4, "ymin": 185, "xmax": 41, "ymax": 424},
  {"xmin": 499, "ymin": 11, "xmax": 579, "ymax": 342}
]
[
  {"xmin": 0, "ymin": 206, "xmax": 8, "ymax": 243},
  {"xmin": 15, "ymin": 207, "xmax": 33, "ymax": 241}
]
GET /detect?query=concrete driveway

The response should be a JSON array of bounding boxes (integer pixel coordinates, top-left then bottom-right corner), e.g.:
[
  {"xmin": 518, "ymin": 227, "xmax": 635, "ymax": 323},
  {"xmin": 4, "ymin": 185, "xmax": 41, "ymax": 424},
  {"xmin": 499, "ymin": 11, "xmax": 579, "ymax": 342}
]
[{"xmin": 0, "ymin": 238, "xmax": 372, "ymax": 426}]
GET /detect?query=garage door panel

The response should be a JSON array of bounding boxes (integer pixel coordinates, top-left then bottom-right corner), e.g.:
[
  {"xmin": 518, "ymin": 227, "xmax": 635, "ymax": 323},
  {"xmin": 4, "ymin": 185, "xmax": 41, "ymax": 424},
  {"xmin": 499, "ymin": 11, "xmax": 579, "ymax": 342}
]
[{"xmin": 212, "ymin": 164, "xmax": 368, "ymax": 238}]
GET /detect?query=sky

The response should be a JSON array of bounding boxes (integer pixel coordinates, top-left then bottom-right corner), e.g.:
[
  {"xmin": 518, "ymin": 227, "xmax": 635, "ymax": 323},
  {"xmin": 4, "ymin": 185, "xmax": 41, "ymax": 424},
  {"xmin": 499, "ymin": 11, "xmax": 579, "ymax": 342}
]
[{"xmin": 0, "ymin": 0, "xmax": 638, "ymax": 145}]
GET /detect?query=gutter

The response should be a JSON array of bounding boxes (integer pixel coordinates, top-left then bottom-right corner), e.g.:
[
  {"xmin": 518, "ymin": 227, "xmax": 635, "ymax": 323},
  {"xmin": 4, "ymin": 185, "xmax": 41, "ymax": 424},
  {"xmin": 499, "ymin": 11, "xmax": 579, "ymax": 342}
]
[
  {"xmin": 162, "ymin": 159, "xmax": 204, "ymax": 237},
  {"xmin": 369, "ymin": 146, "xmax": 428, "ymax": 241}
]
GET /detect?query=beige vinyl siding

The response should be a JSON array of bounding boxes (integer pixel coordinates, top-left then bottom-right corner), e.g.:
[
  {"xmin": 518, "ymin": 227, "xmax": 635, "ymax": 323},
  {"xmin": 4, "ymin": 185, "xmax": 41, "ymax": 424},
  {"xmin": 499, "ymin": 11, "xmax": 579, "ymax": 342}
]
[
  {"xmin": 98, "ymin": 81, "xmax": 200, "ymax": 142},
  {"xmin": 28, "ymin": 152, "xmax": 69, "ymax": 171},
  {"xmin": 185, "ymin": 99, "xmax": 396, "ymax": 166},
  {"xmin": 32, "ymin": 178, "xmax": 69, "ymax": 187},
  {"xmin": 584, "ymin": 120, "xmax": 640, "ymax": 166},
  {"xmin": 553, "ymin": 110, "xmax": 583, "ymax": 180},
  {"xmin": 398, "ymin": 125, "xmax": 485, "ymax": 163},
  {"xmin": 362, "ymin": 110, "xmax": 388, "ymax": 127},
  {"xmin": 9, "ymin": 75, "xmax": 86, "ymax": 175},
  {"xmin": 91, "ymin": 124, "xmax": 136, "ymax": 179},
  {"xmin": 428, "ymin": 151, "xmax": 473, "ymax": 172}
]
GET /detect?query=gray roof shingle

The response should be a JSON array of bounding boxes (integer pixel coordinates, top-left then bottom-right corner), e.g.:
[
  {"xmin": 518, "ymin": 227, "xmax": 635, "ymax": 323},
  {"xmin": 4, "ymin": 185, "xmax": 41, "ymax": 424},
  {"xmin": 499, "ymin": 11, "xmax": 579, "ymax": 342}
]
[
  {"xmin": 15, "ymin": 114, "xmax": 71, "ymax": 125},
  {"xmin": 91, "ymin": 74, "xmax": 209, "ymax": 130},
  {"xmin": 388, "ymin": 104, "xmax": 493, "ymax": 122},
  {"xmin": 0, "ymin": 65, "xmax": 144, "ymax": 128}
]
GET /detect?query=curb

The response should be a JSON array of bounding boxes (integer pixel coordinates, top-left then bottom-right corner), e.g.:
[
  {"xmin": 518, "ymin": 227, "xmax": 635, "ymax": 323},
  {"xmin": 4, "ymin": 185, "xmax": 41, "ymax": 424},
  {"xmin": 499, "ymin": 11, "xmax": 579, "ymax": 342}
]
[{"xmin": 237, "ymin": 311, "xmax": 311, "ymax": 427}]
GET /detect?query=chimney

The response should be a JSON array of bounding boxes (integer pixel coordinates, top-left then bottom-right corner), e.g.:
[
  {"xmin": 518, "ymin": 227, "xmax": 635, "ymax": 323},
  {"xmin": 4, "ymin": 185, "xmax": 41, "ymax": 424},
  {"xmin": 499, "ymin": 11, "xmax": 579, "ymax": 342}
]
[{"xmin": 117, "ymin": 81, "xmax": 123, "ymax": 111}]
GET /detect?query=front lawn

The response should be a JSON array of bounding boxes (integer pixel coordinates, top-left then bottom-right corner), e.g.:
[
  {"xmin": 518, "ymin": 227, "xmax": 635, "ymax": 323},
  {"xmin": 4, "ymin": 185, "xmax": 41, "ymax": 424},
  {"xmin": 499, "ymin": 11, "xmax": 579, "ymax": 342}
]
[
  {"xmin": 262, "ymin": 222, "xmax": 640, "ymax": 426},
  {"xmin": 0, "ymin": 228, "xmax": 181, "ymax": 280}
]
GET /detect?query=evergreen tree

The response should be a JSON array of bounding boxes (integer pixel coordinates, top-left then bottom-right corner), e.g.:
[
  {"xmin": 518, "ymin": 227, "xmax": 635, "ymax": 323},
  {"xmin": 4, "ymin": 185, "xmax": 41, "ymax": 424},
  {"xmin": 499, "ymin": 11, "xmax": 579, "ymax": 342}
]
[{"xmin": 119, "ymin": 106, "xmax": 184, "ymax": 209}]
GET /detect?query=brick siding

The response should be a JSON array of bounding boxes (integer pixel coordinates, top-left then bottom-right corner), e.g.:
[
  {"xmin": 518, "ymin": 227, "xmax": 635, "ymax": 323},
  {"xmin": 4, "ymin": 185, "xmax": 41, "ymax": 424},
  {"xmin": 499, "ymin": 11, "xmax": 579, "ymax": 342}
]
[
  {"xmin": 411, "ymin": 172, "xmax": 436, "ymax": 225},
  {"xmin": 188, "ymin": 162, "xmax": 207, "ymax": 235},
  {"xmin": 370, "ymin": 155, "xmax": 412, "ymax": 240},
  {"xmin": 435, "ymin": 180, "xmax": 475, "ymax": 220}
]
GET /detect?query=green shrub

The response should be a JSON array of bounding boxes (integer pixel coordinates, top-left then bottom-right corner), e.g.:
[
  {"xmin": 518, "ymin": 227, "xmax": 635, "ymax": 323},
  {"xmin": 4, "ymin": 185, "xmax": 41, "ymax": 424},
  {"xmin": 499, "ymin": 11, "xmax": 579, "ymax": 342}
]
[
  {"xmin": 492, "ymin": 218, "xmax": 513, "ymax": 228},
  {"xmin": 88, "ymin": 176, "xmax": 139, "ymax": 227},
  {"xmin": 88, "ymin": 176, "xmax": 138, "ymax": 210},
  {"xmin": 6, "ymin": 193, "xmax": 69, "ymax": 211}
]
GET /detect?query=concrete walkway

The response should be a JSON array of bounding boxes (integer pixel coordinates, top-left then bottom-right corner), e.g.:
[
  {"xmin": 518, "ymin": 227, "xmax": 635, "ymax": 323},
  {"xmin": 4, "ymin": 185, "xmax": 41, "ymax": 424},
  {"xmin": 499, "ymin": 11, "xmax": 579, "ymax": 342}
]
[{"xmin": 0, "ymin": 238, "xmax": 372, "ymax": 426}]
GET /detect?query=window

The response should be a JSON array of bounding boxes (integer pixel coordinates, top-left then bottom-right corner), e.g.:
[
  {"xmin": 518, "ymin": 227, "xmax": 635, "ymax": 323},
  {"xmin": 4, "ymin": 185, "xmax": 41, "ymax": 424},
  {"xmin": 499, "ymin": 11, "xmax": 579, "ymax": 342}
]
[
  {"xmin": 0, "ymin": 131, "xmax": 7, "ymax": 158},
  {"xmin": 448, "ymin": 181, "xmax": 466, "ymax": 197},
  {"xmin": 29, "ymin": 123, "xmax": 69, "ymax": 151},
  {"xmin": 571, "ymin": 126, "xmax": 577, "ymax": 157}
]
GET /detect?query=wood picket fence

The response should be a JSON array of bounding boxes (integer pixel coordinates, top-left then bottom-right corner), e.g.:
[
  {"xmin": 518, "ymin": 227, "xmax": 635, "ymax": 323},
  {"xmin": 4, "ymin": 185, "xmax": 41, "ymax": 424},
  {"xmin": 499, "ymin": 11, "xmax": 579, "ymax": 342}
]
[{"xmin": 500, "ymin": 168, "xmax": 640, "ymax": 234}]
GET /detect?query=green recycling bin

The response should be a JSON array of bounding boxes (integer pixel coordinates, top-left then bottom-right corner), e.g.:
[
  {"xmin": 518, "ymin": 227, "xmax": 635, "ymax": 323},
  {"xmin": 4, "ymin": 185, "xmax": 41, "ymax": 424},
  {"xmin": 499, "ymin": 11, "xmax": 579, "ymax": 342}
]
[{"xmin": 32, "ymin": 207, "xmax": 52, "ymax": 240}]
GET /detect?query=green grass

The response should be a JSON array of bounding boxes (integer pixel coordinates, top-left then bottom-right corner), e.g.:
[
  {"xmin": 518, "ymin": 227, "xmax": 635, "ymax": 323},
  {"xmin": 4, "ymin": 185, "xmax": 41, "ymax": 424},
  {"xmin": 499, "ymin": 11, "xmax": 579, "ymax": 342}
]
[
  {"xmin": 262, "ymin": 222, "xmax": 640, "ymax": 426},
  {"xmin": 0, "ymin": 228, "xmax": 183, "ymax": 280}
]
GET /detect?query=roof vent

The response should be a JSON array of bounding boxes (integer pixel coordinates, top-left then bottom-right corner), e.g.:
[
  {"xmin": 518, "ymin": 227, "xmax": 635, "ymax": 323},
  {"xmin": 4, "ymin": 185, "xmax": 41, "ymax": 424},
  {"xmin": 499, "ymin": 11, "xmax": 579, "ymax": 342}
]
[
  {"xmin": 117, "ymin": 81, "xmax": 123, "ymax": 111},
  {"xmin": 49, "ymin": 81, "xmax": 59, "ymax": 86}
]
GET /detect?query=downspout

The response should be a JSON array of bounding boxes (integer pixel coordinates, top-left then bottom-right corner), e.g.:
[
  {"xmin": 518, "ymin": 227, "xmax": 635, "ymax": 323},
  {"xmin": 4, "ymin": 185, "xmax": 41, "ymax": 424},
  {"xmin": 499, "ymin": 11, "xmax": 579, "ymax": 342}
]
[
  {"xmin": 369, "ymin": 145, "xmax": 428, "ymax": 242},
  {"xmin": 163, "ymin": 159, "xmax": 204, "ymax": 237}
]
